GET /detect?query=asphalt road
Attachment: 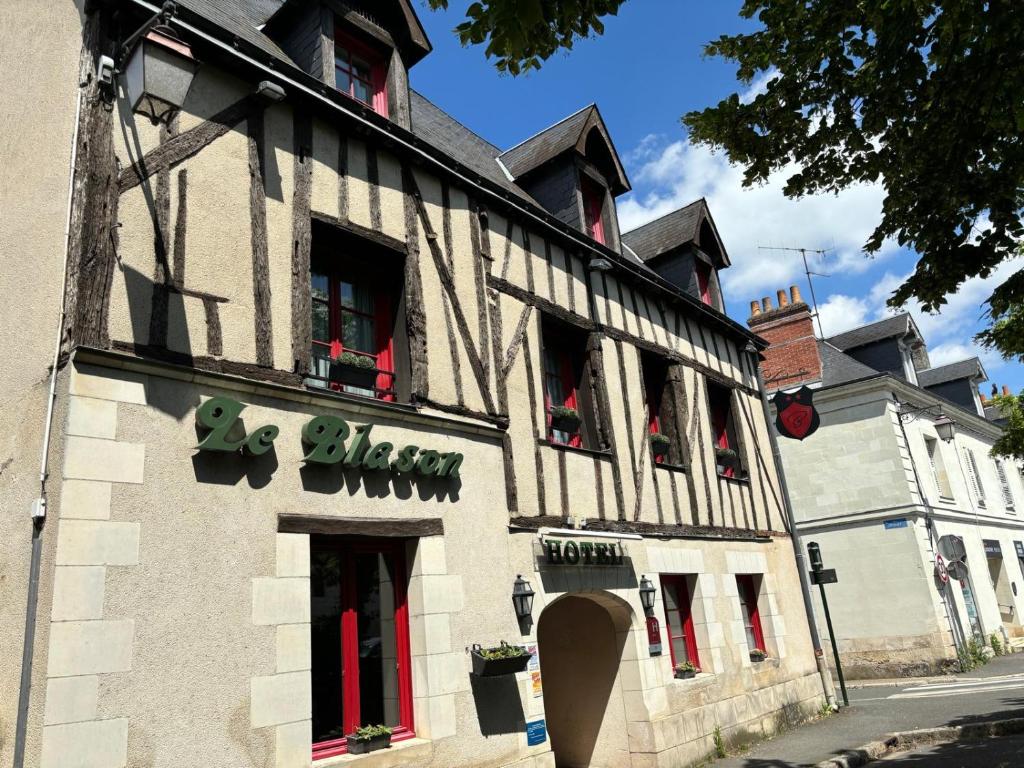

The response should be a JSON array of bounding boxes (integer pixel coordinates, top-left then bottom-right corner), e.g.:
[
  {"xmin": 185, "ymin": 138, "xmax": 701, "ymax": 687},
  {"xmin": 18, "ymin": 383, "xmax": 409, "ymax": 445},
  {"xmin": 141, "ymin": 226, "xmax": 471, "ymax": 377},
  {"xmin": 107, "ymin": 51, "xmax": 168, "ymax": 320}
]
[{"xmin": 715, "ymin": 654, "xmax": 1024, "ymax": 768}]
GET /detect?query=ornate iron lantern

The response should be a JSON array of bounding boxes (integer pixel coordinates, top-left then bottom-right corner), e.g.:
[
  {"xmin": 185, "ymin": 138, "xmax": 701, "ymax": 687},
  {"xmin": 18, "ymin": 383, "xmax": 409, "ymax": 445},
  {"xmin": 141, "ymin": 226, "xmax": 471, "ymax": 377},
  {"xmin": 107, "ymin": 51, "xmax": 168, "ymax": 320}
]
[{"xmin": 512, "ymin": 574, "xmax": 535, "ymax": 619}]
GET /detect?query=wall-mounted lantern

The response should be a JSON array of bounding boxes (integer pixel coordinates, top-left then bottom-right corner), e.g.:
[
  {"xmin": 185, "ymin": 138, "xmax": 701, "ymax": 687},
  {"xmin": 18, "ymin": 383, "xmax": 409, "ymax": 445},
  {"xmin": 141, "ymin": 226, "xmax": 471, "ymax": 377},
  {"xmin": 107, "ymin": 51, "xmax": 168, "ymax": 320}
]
[
  {"xmin": 588, "ymin": 256, "xmax": 613, "ymax": 272},
  {"xmin": 123, "ymin": 24, "xmax": 199, "ymax": 123},
  {"xmin": 933, "ymin": 414, "xmax": 956, "ymax": 443},
  {"xmin": 639, "ymin": 574, "xmax": 656, "ymax": 612},
  {"xmin": 512, "ymin": 574, "xmax": 535, "ymax": 619}
]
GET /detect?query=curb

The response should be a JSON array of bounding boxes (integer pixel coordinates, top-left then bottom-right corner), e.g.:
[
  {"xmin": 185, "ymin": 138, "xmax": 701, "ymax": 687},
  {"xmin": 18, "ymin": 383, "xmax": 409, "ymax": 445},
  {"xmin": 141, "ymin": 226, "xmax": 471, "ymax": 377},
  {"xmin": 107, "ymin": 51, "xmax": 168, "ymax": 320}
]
[{"xmin": 813, "ymin": 717, "xmax": 1024, "ymax": 767}]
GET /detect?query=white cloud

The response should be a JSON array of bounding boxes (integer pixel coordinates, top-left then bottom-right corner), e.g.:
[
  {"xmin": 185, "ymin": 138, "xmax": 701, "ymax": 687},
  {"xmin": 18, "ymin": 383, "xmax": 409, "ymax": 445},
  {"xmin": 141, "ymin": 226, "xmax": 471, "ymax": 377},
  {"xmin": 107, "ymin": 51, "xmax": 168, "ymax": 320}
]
[
  {"xmin": 616, "ymin": 139, "xmax": 897, "ymax": 302},
  {"xmin": 815, "ymin": 294, "xmax": 872, "ymax": 337}
]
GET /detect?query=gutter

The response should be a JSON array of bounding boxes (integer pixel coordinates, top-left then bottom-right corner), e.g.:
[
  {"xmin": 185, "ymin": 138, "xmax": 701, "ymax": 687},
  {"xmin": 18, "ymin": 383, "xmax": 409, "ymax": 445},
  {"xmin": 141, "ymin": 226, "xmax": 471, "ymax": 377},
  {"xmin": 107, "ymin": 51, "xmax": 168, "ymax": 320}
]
[{"xmin": 120, "ymin": 0, "xmax": 765, "ymax": 350}]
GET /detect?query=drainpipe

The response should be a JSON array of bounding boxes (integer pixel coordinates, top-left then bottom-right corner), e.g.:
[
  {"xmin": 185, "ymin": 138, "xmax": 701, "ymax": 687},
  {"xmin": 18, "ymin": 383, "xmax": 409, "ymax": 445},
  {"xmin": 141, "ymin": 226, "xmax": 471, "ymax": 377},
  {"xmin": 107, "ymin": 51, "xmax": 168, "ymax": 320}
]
[
  {"xmin": 13, "ymin": 76, "xmax": 84, "ymax": 768},
  {"xmin": 745, "ymin": 344, "xmax": 837, "ymax": 709}
]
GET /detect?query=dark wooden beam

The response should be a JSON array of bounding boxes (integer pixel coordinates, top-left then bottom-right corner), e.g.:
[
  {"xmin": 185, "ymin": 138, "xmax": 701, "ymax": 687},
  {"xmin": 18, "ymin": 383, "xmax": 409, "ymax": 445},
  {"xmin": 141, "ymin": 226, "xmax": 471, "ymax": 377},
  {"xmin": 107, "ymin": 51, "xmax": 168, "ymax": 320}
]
[
  {"xmin": 279, "ymin": 514, "xmax": 444, "ymax": 537},
  {"xmin": 248, "ymin": 112, "xmax": 274, "ymax": 367},
  {"xmin": 401, "ymin": 165, "xmax": 429, "ymax": 400},
  {"xmin": 290, "ymin": 112, "xmax": 314, "ymax": 373},
  {"xmin": 118, "ymin": 94, "xmax": 265, "ymax": 193},
  {"xmin": 487, "ymin": 274, "xmax": 595, "ymax": 331}
]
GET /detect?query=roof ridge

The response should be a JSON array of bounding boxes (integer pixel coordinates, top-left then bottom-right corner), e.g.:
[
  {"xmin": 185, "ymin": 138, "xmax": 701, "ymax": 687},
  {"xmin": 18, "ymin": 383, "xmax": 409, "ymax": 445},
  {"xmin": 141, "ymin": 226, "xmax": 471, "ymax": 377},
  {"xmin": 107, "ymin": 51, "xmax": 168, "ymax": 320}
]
[
  {"xmin": 498, "ymin": 103, "xmax": 596, "ymax": 157},
  {"xmin": 409, "ymin": 89, "xmax": 504, "ymax": 154},
  {"xmin": 621, "ymin": 198, "xmax": 705, "ymax": 236}
]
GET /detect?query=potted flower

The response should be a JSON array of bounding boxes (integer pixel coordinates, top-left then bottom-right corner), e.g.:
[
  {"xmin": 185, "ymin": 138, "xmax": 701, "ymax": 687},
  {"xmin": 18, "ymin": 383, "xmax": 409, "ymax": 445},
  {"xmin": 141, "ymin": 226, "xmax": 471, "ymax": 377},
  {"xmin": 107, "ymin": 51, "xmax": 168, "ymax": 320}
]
[
  {"xmin": 715, "ymin": 447, "xmax": 739, "ymax": 473},
  {"xmin": 650, "ymin": 433, "xmax": 671, "ymax": 459},
  {"xmin": 330, "ymin": 351, "xmax": 377, "ymax": 389},
  {"xmin": 673, "ymin": 660, "xmax": 700, "ymax": 680},
  {"xmin": 549, "ymin": 405, "xmax": 581, "ymax": 435},
  {"xmin": 346, "ymin": 724, "xmax": 392, "ymax": 754},
  {"xmin": 749, "ymin": 648, "xmax": 767, "ymax": 662},
  {"xmin": 470, "ymin": 642, "xmax": 532, "ymax": 677}
]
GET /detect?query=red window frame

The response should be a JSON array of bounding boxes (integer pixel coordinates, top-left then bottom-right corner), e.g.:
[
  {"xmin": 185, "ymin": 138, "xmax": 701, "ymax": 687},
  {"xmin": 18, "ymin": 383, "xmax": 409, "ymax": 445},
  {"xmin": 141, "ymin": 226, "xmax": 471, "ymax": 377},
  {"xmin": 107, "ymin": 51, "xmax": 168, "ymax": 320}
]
[
  {"xmin": 311, "ymin": 264, "xmax": 397, "ymax": 402},
  {"xmin": 335, "ymin": 28, "xmax": 388, "ymax": 117},
  {"xmin": 695, "ymin": 261, "xmax": 712, "ymax": 305},
  {"xmin": 311, "ymin": 538, "xmax": 414, "ymax": 760},
  {"xmin": 582, "ymin": 179, "xmax": 606, "ymax": 245},
  {"xmin": 736, "ymin": 575, "xmax": 766, "ymax": 652},
  {"xmin": 542, "ymin": 334, "xmax": 583, "ymax": 448},
  {"xmin": 661, "ymin": 575, "xmax": 700, "ymax": 668}
]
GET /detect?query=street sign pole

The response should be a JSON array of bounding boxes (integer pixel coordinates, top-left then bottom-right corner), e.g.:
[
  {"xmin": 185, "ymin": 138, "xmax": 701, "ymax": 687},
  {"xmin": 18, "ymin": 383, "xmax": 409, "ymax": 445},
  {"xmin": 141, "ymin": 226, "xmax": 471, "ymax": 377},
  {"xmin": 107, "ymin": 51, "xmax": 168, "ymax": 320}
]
[{"xmin": 808, "ymin": 542, "xmax": 849, "ymax": 707}]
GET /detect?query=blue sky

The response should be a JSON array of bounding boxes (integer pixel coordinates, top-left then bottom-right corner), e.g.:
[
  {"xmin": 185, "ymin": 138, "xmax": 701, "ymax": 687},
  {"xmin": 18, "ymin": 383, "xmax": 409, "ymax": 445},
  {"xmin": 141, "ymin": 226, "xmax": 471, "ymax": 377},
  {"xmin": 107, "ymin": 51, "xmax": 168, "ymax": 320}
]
[{"xmin": 411, "ymin": 0, "xmax": 1021, "ymax": 393}]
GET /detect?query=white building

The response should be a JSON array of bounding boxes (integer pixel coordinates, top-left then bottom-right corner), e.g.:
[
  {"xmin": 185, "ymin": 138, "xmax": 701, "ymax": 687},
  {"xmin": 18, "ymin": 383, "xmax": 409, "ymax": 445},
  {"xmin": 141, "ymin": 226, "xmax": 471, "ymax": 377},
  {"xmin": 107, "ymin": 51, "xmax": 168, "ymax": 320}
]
[{"xmin": 749, "ymin": 287, "xmax": 1024, "ymax": 678}]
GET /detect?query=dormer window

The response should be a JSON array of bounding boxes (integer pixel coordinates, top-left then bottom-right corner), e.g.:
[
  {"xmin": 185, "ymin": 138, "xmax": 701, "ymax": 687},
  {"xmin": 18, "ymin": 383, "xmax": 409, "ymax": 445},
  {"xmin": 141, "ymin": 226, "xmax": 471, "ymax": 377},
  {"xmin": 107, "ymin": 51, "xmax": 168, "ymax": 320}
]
[
  {"xmin": 582, "ymin": 179, "xmax": 606, "ymax": 245},
  {"xmin": 335, "ymin": 29, "xmax": 388, "ymax": 117}
]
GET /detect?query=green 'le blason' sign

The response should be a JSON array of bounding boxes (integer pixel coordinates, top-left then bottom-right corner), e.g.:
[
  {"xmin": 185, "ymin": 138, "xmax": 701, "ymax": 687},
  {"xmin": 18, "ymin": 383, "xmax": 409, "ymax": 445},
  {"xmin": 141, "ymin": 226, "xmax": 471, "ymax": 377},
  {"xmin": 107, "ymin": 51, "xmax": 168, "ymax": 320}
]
[{"xmin": 195, "ymin": 396, "xmax": 463, "ymax": 478}]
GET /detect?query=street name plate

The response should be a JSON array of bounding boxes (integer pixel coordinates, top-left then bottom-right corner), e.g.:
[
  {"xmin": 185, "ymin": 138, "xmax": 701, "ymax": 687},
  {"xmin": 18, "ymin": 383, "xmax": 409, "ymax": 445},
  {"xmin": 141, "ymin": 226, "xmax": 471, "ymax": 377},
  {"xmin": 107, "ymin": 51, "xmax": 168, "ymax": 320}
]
[{"xmin": 810, "ymin": 568, "xmax": 838, "ymax": 585}]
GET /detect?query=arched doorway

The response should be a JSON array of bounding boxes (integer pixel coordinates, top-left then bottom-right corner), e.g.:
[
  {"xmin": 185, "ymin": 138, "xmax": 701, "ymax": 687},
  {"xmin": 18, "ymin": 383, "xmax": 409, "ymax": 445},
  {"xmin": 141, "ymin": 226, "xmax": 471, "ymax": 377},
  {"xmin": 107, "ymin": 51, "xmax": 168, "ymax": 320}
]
[{"xmin": 537, "ymin": 592, "xmax": 634, "ymax": 767}]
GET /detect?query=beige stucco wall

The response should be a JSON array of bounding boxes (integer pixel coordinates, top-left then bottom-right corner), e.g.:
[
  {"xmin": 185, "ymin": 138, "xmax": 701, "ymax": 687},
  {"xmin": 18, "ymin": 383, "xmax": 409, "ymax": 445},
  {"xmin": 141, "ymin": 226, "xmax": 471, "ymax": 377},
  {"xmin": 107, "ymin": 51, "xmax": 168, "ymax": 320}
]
[{"xmin": 0, "ymin": 1, "xmax": 85, "ymax": 764}]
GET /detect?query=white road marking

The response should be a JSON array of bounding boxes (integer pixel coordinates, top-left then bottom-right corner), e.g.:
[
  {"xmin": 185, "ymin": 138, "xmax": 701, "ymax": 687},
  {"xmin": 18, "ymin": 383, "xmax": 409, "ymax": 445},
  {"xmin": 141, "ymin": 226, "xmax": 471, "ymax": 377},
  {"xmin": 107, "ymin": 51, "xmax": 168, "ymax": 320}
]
[{"xmin": 890, "ymin": 676, "xmax": 1024, "ymax": 700}]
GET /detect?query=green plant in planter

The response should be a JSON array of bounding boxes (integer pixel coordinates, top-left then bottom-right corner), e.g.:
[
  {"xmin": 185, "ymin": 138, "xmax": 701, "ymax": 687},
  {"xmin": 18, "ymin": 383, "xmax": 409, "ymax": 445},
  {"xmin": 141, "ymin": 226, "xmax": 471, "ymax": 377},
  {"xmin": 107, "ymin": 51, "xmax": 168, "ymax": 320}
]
[
  {"xmin": 650, "ymin": 432, "xmax": 671, "ymax": 456},
  {"xmin": 749, "ymin": 647, "xmax": 767, "ymax": 661},
  {"xmin": 478, "ymin": 643, "xmax": 528, "ymax": 660},
  {"xmin": 549, "ymin": 405, "xmax": 582, "ymax": 433},
  {"xmin": 353, "ymin": 725, "xmax": 393, "ymax": 739},
  {"xmin": 674, "ymin": 660, "xmax": 699, "ymax": 673},
  {"xmin": 715, "ymin": 447, "xmax": 738, "ymax": 464},
  {"xmin": 334, "ymin": 351, "xmax": 376, "ymax": 369}
]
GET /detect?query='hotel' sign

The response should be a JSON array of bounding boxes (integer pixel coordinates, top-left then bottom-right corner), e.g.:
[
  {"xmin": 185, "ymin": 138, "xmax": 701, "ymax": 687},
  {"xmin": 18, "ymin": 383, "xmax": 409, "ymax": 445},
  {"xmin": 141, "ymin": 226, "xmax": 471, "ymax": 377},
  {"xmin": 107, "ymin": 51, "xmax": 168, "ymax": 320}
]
[{"xmin": 543, "ymin": 539, "xmax": 626, "ymax": 566}]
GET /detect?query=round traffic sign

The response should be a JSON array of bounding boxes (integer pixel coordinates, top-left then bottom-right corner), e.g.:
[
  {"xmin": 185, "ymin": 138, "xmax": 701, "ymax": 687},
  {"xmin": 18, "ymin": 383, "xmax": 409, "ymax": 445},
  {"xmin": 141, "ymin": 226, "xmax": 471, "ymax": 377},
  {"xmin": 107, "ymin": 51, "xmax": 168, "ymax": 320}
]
[
  {"xmin": 935, "ymin": 554, "xmax": 949, "ymax": 584},
  {"xmin": 947, "ymin": 559, "xmax": 969, "ymax": 581}
]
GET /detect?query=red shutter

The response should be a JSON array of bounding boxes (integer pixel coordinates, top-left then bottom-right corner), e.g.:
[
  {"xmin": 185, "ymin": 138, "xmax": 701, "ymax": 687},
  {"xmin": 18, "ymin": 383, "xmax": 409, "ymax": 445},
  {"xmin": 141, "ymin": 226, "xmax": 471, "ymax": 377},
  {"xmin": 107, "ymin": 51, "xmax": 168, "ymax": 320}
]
[
  {"xmin": 559, "ymin": 353, "xmax": 582, "ymax": 448},
  {"xmin": 374, "ymin": 289, "xmax": 395, "ymax": 401},
  {"xmin": 371, "ymin": 60, "xmax": 389, "ymax": 118},
  {"xmin": 696, "ymin": 262, "xmax": 712, "ymax": 305}
]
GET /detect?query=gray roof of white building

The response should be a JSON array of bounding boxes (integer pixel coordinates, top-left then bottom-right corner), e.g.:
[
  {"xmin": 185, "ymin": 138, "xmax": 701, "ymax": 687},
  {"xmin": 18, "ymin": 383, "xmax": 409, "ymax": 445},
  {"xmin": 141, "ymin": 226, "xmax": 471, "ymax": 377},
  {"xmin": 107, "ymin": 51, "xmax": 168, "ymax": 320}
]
[
  {"xmin": 917, "ymin": 357, "xmax": 987, "ymax": 387},
  {"xmin": 825, "ymin": 313, "xmax": 921, "ymax": 351}
]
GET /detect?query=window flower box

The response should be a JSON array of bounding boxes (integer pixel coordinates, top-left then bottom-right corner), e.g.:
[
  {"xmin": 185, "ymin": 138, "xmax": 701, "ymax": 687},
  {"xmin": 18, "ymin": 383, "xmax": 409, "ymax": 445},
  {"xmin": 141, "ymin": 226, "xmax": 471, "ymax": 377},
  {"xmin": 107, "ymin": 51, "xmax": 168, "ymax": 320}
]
[
  {"xmin": 549, "ymin": 406, "xmax": 581, "ymax": 435},
  {"xmin": 650, "ymin": 433, "xmax": 671, "ymax": 459},
  {"xmin": 749, "ymin": 648, "xmax": 767, "ymax": 662},
  {"xmin": 346, "ymin": 725, "xmax": 392, "ymax": 754},
  {"xmin": 470, "ymin": 642, "xmax": 532, "ymax": 677},
  {"xmin": 673, "ymin": 661, "xmax": 700, "ymax": 680},
  {"xmin": 715, "ymin": 447, "xmax": 739, "ymax": 473},
  {"xmin": 330, "ymin": 352, "xmax": 378, "ymax": 389}
]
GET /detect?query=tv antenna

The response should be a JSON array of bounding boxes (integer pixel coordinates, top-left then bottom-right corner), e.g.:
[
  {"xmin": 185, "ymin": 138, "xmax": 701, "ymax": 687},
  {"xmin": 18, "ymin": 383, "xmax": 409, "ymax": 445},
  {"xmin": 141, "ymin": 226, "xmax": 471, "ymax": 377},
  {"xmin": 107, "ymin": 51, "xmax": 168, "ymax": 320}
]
[{"xmin": 757, "ymin": 246, "xmax": 832, "ymax": 338}]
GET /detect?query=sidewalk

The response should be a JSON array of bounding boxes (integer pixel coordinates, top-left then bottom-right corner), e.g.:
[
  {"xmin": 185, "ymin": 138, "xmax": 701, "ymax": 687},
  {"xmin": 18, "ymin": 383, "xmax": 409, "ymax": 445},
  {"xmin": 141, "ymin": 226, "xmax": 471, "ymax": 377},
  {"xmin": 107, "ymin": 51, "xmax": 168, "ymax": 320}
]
[{"xmin": 713, "ymin": 654, "xmax": 1024, "ymax": 768}]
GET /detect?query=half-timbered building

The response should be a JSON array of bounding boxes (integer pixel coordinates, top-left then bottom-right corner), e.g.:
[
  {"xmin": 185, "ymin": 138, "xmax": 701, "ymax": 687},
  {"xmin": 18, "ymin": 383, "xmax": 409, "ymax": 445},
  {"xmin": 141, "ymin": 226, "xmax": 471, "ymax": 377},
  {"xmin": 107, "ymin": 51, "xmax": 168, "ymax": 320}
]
[{"xmin": 0, "ymin": 1, "xmax": 827, "ymax": 766}]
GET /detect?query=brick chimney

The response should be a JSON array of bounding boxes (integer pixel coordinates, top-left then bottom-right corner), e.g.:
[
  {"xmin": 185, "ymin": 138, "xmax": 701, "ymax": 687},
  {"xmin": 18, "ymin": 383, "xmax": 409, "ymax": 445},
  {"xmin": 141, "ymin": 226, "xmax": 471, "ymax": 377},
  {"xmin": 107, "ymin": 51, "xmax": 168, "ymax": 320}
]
[{"xmin": 747, "ymin": 285, "xmax": 821, "ymax": 391}]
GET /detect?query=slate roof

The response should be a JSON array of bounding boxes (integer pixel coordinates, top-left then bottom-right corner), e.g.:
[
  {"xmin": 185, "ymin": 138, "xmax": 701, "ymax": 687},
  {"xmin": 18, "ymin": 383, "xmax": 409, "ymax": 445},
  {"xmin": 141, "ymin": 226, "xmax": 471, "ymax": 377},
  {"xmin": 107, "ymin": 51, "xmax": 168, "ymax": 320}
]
[
  {"xmin": 818, "ymin": 341, "xmax": 880, "ymax": 387},
  {"xmin": 499, "ymin": 107, "xmax": 593, "ymax": 177},
  {"xmin": 621, "ymin": 201, "xmax": 704, "ymax": 261},
  {"xmin": 408, "ymin": 91, "xmax": 542, "ymax": 206},
  {"xmin": 825, "ymin": 313, "xmax": 918, "ymax": 351},
  {"xmin": 497, "ymin": 105, "xmax": 630, "ymax": 194},
  {"xmin": 176, "ymin": 0, "xmax": 294, "ymax": 62},
  {"xmin": 918, "ymin": 357, "xmax": 986, "ymax": 387}
]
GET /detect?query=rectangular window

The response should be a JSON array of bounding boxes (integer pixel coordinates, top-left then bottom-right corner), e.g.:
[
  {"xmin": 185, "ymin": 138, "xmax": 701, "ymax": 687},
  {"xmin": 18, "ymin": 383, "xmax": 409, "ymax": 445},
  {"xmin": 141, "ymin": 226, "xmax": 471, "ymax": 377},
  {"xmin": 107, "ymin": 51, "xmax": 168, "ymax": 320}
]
[
  {"xmin": 661, "ymin": 575, "xmax": 699, "ymax": 669},
  {"xmin": 996, "ymin": 460, "xmax": 1015, "ymax": 510},
  {"xmin": 310, "ymin": 229, "xmax": 404, "ymax": 401},
  {"xmin": 642, "ymin": 353, "xmax": 684, "ymax": 466},
  {"xmin": 963, "ymin": 448, "xmax": 987, "ymax": 508},
  {"xmin": 335, "ymin": 28, "xmax": 388, "ymax": 117},
  {"xmin": 925, "ymin": 436, "xmax": 953, "ymax": 500},
  {"xmin": 708, "ymin": 381, "xmax": 742, "ymax": 478},
  {"xmin": 311, "ymin": 537, "xmax": 413, "ymax": 759},
  {"xmin": 582, "ymin": 178, "xmax": 606, "ymax": 245},
  {"xmin": 736, "ymin": 575, "xmax": 766, "ymax": 652},
  {"xmin": 542, "ymin": 321, "xmax": 595, "ymax": 448}
]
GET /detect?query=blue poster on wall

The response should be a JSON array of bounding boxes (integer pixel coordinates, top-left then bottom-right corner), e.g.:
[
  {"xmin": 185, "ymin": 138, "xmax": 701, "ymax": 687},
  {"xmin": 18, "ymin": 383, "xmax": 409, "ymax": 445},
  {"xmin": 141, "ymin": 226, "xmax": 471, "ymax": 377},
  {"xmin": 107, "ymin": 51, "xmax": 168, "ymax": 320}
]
[{"xmin": 526, "ymin": 719, "xmax": 547, "ymax": 746}]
